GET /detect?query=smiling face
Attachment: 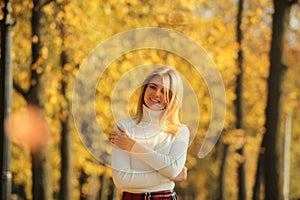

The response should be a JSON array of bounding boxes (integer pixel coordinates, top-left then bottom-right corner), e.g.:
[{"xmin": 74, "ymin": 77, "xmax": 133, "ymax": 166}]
[
  {"xmin": 143, "ymin": 76, "xmax": 167, "ymax": 111},
  {"xmin": 135, "ymin": 67, "xmax": 184, "ymax": 134}
]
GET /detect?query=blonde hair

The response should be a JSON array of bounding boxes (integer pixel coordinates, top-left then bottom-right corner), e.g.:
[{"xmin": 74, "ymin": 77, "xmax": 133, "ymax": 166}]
[{"xmin": 135, "ymin": 67, "xmax": 183, "ymax": 135}]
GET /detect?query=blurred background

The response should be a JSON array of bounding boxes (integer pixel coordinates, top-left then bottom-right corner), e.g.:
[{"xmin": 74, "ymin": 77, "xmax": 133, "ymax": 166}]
[{"xmin": 0, "ymin": 0, "xmax": 299, "ymax": 199}]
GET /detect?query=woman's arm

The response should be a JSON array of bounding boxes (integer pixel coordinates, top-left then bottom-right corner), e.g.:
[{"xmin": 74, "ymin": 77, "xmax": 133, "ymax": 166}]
[
  {"xmin": 131, "ymin": 140, "xmax": 188, "ymax": 178},
  {"xmin": 131, "ymin": 125, "xmax": 189, "ymax": 178},
  {"xmin": 112, "ymin": 146, "xmax": 169, "ymax": 188},
  {"xmin": 169, "ymin": 166, "xmax": 187, "ymax": 182},
  {"xmin": 111, "ymin": 121, "xmax": 170, "ymax": 188},
  {"xmin": 112, "ymin": 125, "xmax": 190, "ymax": 179}
]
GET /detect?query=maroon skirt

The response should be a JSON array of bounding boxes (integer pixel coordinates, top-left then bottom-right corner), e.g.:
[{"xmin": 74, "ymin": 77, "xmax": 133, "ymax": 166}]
[{"xmin": 122, "ymin": 190, "xmax": 177, "ymax": 200}]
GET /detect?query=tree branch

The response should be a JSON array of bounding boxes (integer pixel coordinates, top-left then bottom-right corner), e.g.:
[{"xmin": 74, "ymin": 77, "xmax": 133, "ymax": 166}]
[
  {"xmin": 13, "ymin": 82, "xmax": 27, "ymax": 97},
  {"xmin": 40, "ymin": 0, "xmax": 55, "ymax": 9},
  {"xmin": 287, "ymin": 0, "xmax": 298, "ymax": 5}
]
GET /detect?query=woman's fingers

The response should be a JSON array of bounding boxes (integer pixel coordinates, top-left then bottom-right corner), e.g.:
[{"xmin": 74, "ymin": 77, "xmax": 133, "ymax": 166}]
[
  {"xmin": 170, "ymin": 166, "xmax": 188, "ymax": 182},
  {"xmin": 182, "ymin": 166, "xmax": 187, "ymax": 179},
  {"xmin": 110, "ymin": 129, "xmax": 135, "ymax": 151},
  {"xmin": 111, "ymin": 131, "xmax": 126, "ymax": 144},
  {"xmin": 110, "ymin": 131, "xmax": 119, "ymax": 143},
  {"xmin": 111, "ymin": 126, "xmax": 124, "ymax": 143},
  {"xmin": 117, "ymin": 125, "xmax": 126, "ymax": 133}
]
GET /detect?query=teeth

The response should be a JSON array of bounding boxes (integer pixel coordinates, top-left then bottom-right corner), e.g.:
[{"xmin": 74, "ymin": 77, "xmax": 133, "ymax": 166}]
[{"xmin": 150, "ymin": 98, "xmax": 159, "ymax": 103}]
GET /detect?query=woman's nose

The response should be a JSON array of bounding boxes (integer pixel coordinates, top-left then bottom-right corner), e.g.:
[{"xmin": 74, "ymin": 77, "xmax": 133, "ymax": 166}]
[{"xmin": 154, "ymin": 89, "xmax": 161, "ymax": 97}]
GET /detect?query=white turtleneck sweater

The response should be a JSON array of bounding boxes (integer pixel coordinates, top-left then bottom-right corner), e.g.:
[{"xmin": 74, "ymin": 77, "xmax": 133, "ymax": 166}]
[{"xmin": 112, "ymin": 105, "xmax": 190, "ymax": 193}]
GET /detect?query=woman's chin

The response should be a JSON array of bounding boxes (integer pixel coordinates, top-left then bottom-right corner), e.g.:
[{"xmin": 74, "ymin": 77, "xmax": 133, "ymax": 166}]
[{"xmin": 149, "ymin": 103, "xmax": 164, "ymax": 111}]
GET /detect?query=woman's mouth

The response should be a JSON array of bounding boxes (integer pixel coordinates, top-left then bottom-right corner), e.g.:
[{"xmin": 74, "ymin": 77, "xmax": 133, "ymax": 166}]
[{"xmin": 150, "ymin": 98, "xmax": 160, "ymax": 104}]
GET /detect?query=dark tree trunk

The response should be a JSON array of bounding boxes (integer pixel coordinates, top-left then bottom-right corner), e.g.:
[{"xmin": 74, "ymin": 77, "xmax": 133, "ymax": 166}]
[
  {"xmin": 29, "ymin": 0, "xmax": 51, "ymax": 199},
  {"xmin": 31, "ymin": 150, "xmax": 51, "ymax": 200},
  {"xmin": 100, "ymin": 173, "xmax": 110, "ymax": 200},
  {"xmin": 252, "ymin": 136, "xmax": 266, "ymax": 200},
  {"xmin": 263, "ymin": 0, "xmax": 295, "ymax": 199},
  {"xmin": 235, "ymin": 0, "xmax": 246, "ymax": 199},
  {"xmin": 218, "ymin": 143, "xmax": 229, "ymax": 200},
  {"xmin": 79, "ymin": 169, "xmax": 88, "ymax": 200},
  {"xmin": 10, "ymin": 0, "xmax": 52, "ymax": 199},
  {"xmin": 0, "ymin": 0, "xmax": 14, "ymax": 199},
  {"xmin": 59, "ymin": 75, "xmax": 72, "ymax": 199},
  {"xmin": 59, "ymin": 2, "xmax": 73, "ymax": 198}
]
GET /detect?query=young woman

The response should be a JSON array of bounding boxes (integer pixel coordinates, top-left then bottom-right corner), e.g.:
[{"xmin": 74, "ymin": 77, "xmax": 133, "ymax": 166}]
[{"xmin": 110, "ymin": 67, "xmax": 190, "ymax": 200}]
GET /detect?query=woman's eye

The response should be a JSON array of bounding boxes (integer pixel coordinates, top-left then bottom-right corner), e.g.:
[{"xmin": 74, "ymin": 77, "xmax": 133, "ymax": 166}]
[{"xmin": 149, "ymin": 85, "xmax": 156, "ymax": 89}]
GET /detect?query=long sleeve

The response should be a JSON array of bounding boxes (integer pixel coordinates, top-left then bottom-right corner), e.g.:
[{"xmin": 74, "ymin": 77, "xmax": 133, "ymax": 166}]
[
  {"xmin": 111, "ymin": 120, "xmax": 170, "ymax": 189},
  {"xmin": 130, "ymin": 125, "xmax": 190, "ymax": 178},
  {"xmin": 111, "ymin": 117, "xmax": 190, "ymax": 192},
  {"xmin": 112, "ymin": 146, "xmax": 169, "ymax": 188}
]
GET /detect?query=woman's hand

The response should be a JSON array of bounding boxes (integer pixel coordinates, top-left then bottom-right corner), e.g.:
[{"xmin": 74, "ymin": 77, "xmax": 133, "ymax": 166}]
[
  {"xmin": 110, "ymin": 126, "xmax": 135, "ymax": 151},
  {"xmin": 169, "ymin": 166, "xmax": 187, "ymax": 182}
]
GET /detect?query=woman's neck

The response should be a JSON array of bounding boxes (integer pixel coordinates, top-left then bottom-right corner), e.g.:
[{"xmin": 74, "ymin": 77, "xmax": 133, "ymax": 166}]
[{"xmin": 142, "ymin": 104, "xmax": 164, "ymax": 124}]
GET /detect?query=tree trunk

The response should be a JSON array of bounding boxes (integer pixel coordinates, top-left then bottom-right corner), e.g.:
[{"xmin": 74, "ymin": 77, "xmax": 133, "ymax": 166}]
[
  {"xmin": 252, "ymin": 136, "xmax": 266, "ymax": 200},
  {"xmin": 235, "ymin": 0, "xmax": 246, "ymax": 199},
  {"xmin": 264, "ymin": 0, "xmax": 294, "ymax": 199},
  {"xmin": 283, "ymin": 110, "xmax": 292, "ymax": 200},
  {"xmin": 218, "ymin": 143, "xmax": 229, "ymax": 200},
  {"xmin": 59, "ymin": 87, "xmax": 72, "ymax": 200},
  {"xmin": 100, "ymin": 173, "xmax": 109, "ymax": 200},
  {"xmin": 31, "ymin": 150, "xmax": 51, "ymax": 200},
  {"xmin": 59, "ymin": 2, "xmax": 73, "ymax": 198},
  {"xmin": 100, "ymin": 172, "xmax": 114, "ymax": 200},
  {"xmin": 79, "ymin": 169, "xmax": 88, "ymax": 200},
  {"xmin": 29, "ymin": 0, "xmax": 51, "ymax": 199},
  {"xmin": 0, "ymin": 0, "xmax": 14, "ymax": 199}
]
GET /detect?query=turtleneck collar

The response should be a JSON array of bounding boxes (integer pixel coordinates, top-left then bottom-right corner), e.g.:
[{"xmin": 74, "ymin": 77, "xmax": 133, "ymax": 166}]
[{"xmin": 142, "ymin": 104, "xmax": 165, "ymax": 124}]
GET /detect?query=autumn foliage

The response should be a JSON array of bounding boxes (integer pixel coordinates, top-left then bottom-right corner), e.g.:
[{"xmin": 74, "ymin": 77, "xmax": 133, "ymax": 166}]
[{"xmin": 1, "ymin": 0, "xmax": 300, "ymax": 199}]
